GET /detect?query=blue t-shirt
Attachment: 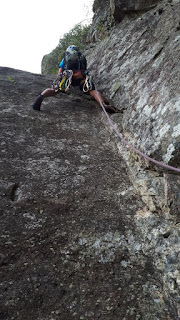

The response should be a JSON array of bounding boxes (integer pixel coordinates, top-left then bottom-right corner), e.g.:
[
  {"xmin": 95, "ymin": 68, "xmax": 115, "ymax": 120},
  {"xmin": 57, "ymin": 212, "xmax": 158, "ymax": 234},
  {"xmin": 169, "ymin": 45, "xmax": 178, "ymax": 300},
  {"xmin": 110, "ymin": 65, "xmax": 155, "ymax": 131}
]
[{"xmin": 59, "ymin": 59, "xmax": 65, "ymax": 70}]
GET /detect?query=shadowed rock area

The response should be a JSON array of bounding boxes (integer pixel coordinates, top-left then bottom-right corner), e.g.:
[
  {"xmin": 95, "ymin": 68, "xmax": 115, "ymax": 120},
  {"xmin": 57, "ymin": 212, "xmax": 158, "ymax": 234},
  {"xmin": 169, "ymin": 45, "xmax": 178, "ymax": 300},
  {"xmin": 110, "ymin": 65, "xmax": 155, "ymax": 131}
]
[{"xmin": 0, "ymin": 67, "xmax": 179, "ymax": 319}]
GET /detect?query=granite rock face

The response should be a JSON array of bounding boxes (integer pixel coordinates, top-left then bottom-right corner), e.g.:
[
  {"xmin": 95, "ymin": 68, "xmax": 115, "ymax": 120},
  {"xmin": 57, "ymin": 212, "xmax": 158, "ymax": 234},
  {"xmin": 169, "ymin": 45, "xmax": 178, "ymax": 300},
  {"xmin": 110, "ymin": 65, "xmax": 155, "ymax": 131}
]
[
  {"xmin": 88, "ymin": 0, "xmax": 161, "ymax": 41},
  {"xmin": 0, "ymin": 66, "xmax": 180, "ymax": 319},
  {"xmin": 110, "ymin": 0, "xmax": 161, "ymax": 21},
  {"xmin": 87, "ymin": 0, "xmax": 180, "ymax": 217}
]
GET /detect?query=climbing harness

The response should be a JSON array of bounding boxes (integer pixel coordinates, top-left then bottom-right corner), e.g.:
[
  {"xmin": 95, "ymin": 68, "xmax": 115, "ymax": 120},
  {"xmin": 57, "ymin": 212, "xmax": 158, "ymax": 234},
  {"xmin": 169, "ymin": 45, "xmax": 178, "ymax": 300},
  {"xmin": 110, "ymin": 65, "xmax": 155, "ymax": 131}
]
[
  {"xmin": 96, "ymin": 90, "xmax": 180, "ymax": 173},
  {"xmin": 53, "ymin": 70, "xmax": 73, "ymax": 92},
  {"xmin": 83, "ymin": 74, "xmax": 93, "ymax": 93}
]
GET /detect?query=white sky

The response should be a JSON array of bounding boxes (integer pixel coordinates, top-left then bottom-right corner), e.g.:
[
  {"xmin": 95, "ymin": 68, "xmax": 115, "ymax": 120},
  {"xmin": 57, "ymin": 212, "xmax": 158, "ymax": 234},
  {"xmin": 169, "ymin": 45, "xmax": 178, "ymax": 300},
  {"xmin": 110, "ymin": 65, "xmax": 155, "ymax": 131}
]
[{"xmin": 0, "ymin": 0, "xmax": 93, "ymax": 74}]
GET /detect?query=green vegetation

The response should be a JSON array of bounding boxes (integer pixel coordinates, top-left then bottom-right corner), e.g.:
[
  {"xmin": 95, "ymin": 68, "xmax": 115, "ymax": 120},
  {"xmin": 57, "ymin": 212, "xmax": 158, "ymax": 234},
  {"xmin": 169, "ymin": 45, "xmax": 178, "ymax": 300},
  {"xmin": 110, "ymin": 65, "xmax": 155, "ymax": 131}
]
[
  {"xmin": 8, "ymin": 77, "xmax": 15, "ymax": 83},
  {"xmin": 42, "ymin": 23, "xmax": 90, "ymax": 75}
]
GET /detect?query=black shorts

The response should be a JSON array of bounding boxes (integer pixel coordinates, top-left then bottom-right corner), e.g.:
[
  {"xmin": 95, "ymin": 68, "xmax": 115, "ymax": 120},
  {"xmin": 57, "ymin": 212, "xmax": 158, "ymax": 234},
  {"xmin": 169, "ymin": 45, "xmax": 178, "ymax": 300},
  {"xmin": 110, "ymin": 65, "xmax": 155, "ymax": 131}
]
[{"xmin": 71, "ymin": 78, "xmax": 95, "ymax": 92}]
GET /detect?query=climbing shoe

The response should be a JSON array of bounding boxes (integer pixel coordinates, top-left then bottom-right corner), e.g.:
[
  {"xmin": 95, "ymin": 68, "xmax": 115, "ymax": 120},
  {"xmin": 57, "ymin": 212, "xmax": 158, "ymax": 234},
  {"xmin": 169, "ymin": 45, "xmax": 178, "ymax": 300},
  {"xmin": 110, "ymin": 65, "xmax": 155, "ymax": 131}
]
[
  {"xmin": 32, "ymin": 95, "xmax": 43, "ymax": 111},
  {"xmin": 103, "ymin": 104, "xmax": 116, "ymax": 113}
]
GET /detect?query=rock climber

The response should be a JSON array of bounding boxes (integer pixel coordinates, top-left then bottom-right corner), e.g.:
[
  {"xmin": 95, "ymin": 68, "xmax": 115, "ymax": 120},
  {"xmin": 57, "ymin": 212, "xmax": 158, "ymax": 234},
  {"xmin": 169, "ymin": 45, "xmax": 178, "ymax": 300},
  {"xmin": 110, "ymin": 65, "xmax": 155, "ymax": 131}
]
[{"xmin": 32, "ymin": 45, "xmax": 116, "ymax": 113}]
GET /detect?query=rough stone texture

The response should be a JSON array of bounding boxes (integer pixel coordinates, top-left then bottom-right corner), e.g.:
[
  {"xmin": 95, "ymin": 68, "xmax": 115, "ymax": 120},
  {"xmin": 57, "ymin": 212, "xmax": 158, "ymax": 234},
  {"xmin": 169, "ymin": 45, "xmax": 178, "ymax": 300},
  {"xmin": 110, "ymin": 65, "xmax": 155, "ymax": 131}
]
[
  {"xmin": 87, "ymin": 0, "xmax": 161, "ymax": 42},
  {"xmin": 0, "ymin": 67, "xmax": 180, "ymax": 319},
  {"xmin": 87, "ymin": 0, "xmax": 114, "ymax": 42},
  {"xmin": 110, "ymin": 0, "xmax": 161, "ymax": 21},
  {"xmin": 86, "ymin": 0, "xmax": 180, "ymax": 216}
]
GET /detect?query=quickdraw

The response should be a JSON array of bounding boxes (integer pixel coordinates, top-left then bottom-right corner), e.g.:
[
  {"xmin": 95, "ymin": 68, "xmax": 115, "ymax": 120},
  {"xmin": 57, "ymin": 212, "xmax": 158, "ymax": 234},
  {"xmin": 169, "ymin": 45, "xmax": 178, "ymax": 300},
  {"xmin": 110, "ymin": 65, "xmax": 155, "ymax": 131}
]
[
  {"xmin": 83, "ymin": 74, "xmax": 93, "ymax": 93},
  {"xmin": 53, "ymin": 70, "xmax": 73, "ymax": 93},
  {"xmin": 60, "ymin": 70, "xmax": 73, "ymax": 92}
]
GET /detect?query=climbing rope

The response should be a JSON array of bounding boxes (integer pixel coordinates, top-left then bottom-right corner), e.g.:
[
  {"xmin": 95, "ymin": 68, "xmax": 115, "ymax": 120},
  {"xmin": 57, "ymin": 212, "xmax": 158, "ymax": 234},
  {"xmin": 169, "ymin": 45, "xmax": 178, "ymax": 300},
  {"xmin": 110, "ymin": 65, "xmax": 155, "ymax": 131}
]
[{"xmin": 96, "ymin": 91, "xmax": 180, "ymax": 173}]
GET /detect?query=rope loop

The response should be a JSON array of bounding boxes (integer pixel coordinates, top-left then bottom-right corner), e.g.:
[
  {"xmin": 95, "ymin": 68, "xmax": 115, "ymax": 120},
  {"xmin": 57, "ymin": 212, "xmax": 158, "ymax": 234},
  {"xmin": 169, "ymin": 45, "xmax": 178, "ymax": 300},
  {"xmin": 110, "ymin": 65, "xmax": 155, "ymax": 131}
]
[{"xmin": 96, "ymin": 90, "xmax": 180, "ymax": 174}]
